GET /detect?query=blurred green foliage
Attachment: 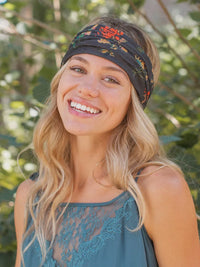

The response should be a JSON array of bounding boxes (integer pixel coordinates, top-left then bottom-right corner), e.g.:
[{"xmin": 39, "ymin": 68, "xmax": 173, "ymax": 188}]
[{"xmin": 0, "ymin": 0, "xmax": 200, "ymax": 265}]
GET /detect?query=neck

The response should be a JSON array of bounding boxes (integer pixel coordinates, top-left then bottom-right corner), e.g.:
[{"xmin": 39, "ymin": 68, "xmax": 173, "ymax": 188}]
[{"xmin": 70, "ymin": 134, "xmax": 111, "ymax": 192}]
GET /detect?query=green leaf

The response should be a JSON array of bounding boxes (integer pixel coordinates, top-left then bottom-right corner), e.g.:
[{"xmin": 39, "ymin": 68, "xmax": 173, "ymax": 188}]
[
  {"xmin": 178, "ymin": 28, "xmax": 192, "ymax": 38},
  {"xmin": 0, "ymin": 187, "xmax": 16, "ymax": 202},
  {"xmin": 189, "ymin": 37, "xmax": 200, "ymax": 49},
  {"xmin": 132, "ymin": 0, "xmax": 145, "ymax": 8},
  {"xmin": 190, "ymin": 0, "xmax": 200, "ymax": 4},
  {"xmin": 116, "ymin": 0, "xmax": 145, "ymax": 8},
  {"xmin": 189, "ymin": 11, "xmax": 200, "ymax": 22},
  {"xmin": 159, "ymin": 135, "xmax": 182, "ymax": 144},
  {"xmin": 0, "ymin": 252, "xmax": 16, "ymax": 267},
  {"xmin": 3, "ymin": 2, "xmax": 15, "ymax": 10},
  {"xmin": 194, "ymin": 122, "xmax": 200, "ymax": 129},
  {"xmin": 0, "ymin": 134, "xmax": 22, "ymax": 147},
  {"xmin": 176, "ymin": 132, "xmax": 199, "ymax": 149},
  {"xmin": 10, "ymin": 101, "xmax": 24, "ymax": 109},
  {"xmin": 176, "ymin": 0, "xmax": 187, "ymax": 2},
  {"xmin": 32, "ymin": 77, "xmax": 50, "ymax": 103}
]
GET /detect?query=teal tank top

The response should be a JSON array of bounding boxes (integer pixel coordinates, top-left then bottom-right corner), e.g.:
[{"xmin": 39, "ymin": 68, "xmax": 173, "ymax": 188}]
[{"xmin": 21, "ymin": 173, "xmax": 158, "ymax": 267}]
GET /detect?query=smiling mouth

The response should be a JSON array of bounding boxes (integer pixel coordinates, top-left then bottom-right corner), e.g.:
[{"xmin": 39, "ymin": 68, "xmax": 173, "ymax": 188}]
[{"xmin": 69, "ymin": 100, "xmax": 102, "ymax": 114}]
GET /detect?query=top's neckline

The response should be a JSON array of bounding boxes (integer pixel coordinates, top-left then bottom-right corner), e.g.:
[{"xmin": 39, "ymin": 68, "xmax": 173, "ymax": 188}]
[{"xmin": 59, "ymin": 191, "xmax": 129, "ymax": 207}]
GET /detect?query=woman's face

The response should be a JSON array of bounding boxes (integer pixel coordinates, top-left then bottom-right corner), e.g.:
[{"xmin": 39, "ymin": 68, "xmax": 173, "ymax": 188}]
[{"xmin": 57, "ymin": 54, "xmax": 132, "ymax": 137}]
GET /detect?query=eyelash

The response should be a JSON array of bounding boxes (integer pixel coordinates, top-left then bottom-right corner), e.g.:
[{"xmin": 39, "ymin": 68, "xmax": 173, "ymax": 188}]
[
  {"xmin": 69, "ymin": 66, "xmax": 85, "ymax": 73},
  {"xmin": 104, "ymin": 76, "xmax": 120, "ymax": 84}
]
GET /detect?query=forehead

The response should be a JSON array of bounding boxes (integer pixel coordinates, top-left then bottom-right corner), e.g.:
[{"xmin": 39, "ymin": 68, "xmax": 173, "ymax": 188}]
[{"xmin": 69, "ymin": 53, "xmax": 116, "ymax": 65}]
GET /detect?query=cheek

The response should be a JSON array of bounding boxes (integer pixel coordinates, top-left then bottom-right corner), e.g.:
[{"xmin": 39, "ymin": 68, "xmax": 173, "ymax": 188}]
[
  {"xmin": 57, "ymin": 87, "xmax": 68, "ymax": 122},
  {"xmin": 116, "ymin": 101, "xmax": 130, "ymax": 122},
  {"xmin": 56, "ymin": 85, "xmax": 64, "ymax": 110},
  {"xmin": 57, "ymin": 70, "xmax": 74, "ymax": 93},
  {"xmin": 56, "ymin": 75, "xmax": 72, "ymax": 110},
  {"xmin": 106, "ymin": 93, "xmax": 131, "ymax": 128},
  {"xmin": 112, "ymin": 90, "xmax": 131, "ymax": 113},
  {"xmin": 57, "ymin": 76, "xmax": 67, "ymax": 95},
  {"xmin": 117, "ymin": 93, "xmax": 131, "ymax": 119}
]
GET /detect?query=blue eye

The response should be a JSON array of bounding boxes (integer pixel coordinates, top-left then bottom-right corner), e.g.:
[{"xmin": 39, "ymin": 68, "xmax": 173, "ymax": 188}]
[{"xmin": 104, "ymin": 77, "xmax": 119, "ymax": 84}]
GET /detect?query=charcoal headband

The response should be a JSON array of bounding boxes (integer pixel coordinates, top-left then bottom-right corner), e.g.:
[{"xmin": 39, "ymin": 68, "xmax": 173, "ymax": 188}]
[{"xmin": 61, "ymin": 24, "xmax": 154, "ymax": 108}]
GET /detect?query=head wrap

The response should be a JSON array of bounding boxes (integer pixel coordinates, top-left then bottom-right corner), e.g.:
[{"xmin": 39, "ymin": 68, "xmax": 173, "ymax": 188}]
[{"xmin": 61, "ymin": 24, "xmax": 154, "ymax": 108}]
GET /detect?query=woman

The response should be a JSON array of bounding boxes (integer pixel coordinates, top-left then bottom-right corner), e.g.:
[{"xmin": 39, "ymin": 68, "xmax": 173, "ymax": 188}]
[{"xmin": 14, "ymin": 17, "xmax": 200, "ymax": 267}]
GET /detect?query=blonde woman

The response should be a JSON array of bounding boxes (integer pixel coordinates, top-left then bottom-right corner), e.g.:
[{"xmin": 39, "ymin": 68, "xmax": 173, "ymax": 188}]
[{"xmin": 14, "ymin": 17, "xmax": 200, "ymax": 267}]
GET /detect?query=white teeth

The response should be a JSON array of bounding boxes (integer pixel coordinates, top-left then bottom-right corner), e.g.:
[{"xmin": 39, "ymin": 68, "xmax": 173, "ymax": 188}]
[
  {"xmin": 82, "ymin": 105, "xmax": 86, "ymax": 111},
  {"xmin": 71, "ymin": 101, "xmax": 76, "ymax": 107},
  {"xmin": 70, "ymin": 101, "xmax": 100, "ymax": 114}
]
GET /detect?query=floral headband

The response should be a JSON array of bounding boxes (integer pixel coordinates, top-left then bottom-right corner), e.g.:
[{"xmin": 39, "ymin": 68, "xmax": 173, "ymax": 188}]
[{"xmin": 61, "ymin": 24, "xmax": 154, "ymax": 108}]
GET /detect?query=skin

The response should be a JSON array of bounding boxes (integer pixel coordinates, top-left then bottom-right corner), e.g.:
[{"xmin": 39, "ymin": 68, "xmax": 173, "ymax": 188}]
[{"xmin": 14, "ymin": 54, "xmax": 200, "ymax": 267}]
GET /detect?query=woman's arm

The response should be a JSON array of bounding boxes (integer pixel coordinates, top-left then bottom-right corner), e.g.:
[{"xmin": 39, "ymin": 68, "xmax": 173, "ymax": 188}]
[
  {"xmin": 139, "ymin": 166, "xmax": 200, "ymax": 267},
  {"xmin": 14, "ymin": 179, "xmax": 33, "ymax": 267}
]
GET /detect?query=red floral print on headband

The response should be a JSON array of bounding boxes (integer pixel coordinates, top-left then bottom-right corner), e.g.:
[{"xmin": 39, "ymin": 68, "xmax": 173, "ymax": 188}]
[
  {"xmin": 141, "ymin": 88, "xmax": 151, "ymax": 105},
  {"xmin": 98, "ymin": 26, "xmax": 124, "ymax": 40}
]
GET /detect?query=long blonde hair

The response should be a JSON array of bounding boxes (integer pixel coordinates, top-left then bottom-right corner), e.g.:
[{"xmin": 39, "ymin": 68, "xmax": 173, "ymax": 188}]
[{"xmin": 21, "ymin": 17, "xmax": 182, "ymax": 266}]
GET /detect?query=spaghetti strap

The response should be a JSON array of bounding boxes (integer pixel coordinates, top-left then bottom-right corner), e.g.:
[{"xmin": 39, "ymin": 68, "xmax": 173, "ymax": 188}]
[{"xmin": 135, "ymin": 169, "xmax": 142, "ymax": 182}]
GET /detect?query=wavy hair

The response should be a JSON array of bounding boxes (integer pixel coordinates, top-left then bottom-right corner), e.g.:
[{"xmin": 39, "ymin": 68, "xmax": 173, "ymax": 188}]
[{"xmin": 21, "ymin": 17, "xmax": 182, "ymax": 266}]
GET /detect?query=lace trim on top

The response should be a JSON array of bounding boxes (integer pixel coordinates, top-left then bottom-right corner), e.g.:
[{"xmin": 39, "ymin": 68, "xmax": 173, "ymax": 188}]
[{"xmin": 42, "ymin": 191, "xmax": 134, "ymax": 267}]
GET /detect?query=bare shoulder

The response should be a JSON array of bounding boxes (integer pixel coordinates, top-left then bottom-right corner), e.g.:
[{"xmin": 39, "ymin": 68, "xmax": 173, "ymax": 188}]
[
  {"xmin": 14, "ymin": 179, "xmax": 35, "ymax": 267},
  {"xmin": 137, "ymin": 165, "xmax": 195, "ymax": 225},
  {"xmin": 16, "ymin": 178, "xmax": 35, "ymax": 195},
  {"xmin": 138, "ymin": 165, "xmax": 190, "ymax": 201},
  {"xmin": 15, "ymin": 178, "xmax": 35, "ymax": 224},
  {"xmin": 137, "ymin": 165, "xmax": 200, "ymax": 266},
  {"xmin": 15, "ymin": 178, "xmax": 35, "ymax": 223},
  {"xmin": 15, "ymin": 179, "xmax": 35, "ymax": 237},
  {"xmin": 15, "ymin": 178, "xmax": 35, "ymax": 205}
]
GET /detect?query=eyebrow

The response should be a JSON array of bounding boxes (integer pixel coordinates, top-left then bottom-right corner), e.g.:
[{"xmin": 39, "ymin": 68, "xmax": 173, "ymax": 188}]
[
  {"xmin": 103, "ymin": 66, "xmax": 128, "ymax": 79},
  {"xmin": 69, "ymin": 55, "xmax": 128, "ymax": 79},
  {"xmin": 69, "ymin": 55, "xmax": 89, "ymax": 64}
]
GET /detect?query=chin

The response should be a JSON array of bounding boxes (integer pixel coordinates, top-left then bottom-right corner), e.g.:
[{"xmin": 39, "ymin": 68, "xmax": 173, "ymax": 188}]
[{"xmin": 63, "ymin": 125, "xmax": 95, "ymax": 136}]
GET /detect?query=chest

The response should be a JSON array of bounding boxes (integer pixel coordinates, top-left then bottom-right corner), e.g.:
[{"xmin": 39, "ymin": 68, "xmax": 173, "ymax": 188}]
[{"xmin": 22, "ymin": 194, "xmax": 158, "ymax": 267}]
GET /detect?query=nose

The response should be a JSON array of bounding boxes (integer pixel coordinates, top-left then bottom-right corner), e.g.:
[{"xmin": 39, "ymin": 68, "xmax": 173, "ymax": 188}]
[{"xmin": 78, "ymin": 76, "xmax": 99, "ymax": 98}]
